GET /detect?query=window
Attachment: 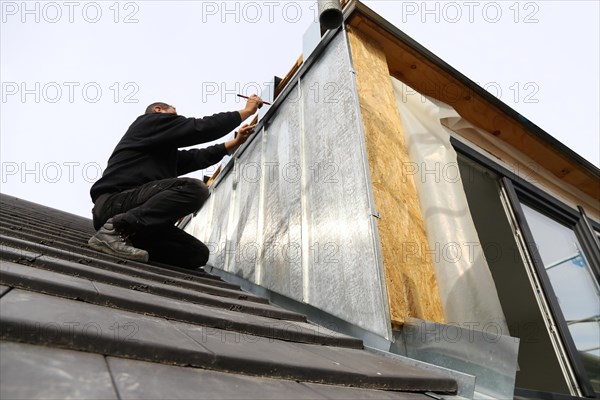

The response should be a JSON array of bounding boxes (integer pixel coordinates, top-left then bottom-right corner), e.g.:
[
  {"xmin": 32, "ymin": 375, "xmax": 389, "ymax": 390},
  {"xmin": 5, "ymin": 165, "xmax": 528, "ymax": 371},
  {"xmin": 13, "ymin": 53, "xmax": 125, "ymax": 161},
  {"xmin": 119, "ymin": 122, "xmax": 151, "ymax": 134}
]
[
  {"xmin": 521, "ymin": 203, "xmax": 600, "ymax": 392},
  {"xmin": 452, "ymin": 139, "xmax": 600, "ymax": 396}
]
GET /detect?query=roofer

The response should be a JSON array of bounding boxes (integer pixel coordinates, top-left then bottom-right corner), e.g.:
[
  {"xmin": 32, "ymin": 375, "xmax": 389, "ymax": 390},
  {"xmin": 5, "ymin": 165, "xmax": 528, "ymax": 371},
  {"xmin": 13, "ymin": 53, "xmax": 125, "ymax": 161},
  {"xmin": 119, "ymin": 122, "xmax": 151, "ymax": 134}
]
[{"xmin": 88, "ymin": 96, "xmax": 264, "ymax": 268}]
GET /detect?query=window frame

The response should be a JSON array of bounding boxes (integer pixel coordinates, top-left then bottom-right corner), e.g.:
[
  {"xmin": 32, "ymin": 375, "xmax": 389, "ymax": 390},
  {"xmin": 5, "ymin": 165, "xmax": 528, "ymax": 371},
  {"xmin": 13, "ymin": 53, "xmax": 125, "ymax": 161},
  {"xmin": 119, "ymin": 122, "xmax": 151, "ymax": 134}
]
[
  {"xmin": 575, "ymin": 206, "xmax": 600, "ymax": 283},
  {"xmin": 452, "ymin": 137, "xmax": 599, "ymax": 397}
]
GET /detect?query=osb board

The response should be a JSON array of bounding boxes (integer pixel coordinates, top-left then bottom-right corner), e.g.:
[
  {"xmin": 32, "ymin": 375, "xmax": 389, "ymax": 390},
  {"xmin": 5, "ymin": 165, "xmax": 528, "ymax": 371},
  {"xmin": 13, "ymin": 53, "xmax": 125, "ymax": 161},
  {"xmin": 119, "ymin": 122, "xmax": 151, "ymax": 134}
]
[
  {"xmin": 348, "ymin": 14, "xmax": 599, "ymax": 202},
  {"xmin": 347, "ymin": 26, "xmax": 445, "ymax": 325}
]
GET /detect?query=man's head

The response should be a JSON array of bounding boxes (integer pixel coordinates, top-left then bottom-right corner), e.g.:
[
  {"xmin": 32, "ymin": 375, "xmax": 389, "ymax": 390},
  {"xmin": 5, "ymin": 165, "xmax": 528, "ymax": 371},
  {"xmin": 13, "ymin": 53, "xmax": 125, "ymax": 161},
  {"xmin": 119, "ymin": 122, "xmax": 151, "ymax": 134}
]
[{"xmin": 145, "ymin": 102, "xmax": 177, "ymax": 115}]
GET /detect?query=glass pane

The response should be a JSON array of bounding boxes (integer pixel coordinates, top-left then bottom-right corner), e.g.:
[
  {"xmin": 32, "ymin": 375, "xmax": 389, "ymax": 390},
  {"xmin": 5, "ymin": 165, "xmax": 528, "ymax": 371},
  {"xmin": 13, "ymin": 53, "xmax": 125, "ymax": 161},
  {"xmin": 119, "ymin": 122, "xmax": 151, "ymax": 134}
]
[{"xmin": 521, "ymin": 204, "xmax": 600, "ymax": 391}]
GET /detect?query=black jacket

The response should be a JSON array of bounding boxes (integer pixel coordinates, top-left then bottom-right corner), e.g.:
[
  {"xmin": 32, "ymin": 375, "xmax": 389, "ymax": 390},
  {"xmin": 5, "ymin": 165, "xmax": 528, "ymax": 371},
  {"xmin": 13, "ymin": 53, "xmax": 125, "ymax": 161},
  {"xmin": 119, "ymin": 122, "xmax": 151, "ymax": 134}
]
[{"xmin": 90, "ymin": 111, "xmax": 241, "ymax": 202}]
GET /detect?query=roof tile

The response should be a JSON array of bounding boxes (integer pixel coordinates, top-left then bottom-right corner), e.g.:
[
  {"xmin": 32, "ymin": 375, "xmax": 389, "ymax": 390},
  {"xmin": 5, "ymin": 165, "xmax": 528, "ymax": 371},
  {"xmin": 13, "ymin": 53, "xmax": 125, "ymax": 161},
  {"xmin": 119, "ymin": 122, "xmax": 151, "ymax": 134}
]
[{"xmin": 0, "ymin": 193, "xmax": 457, "ymax": 397}]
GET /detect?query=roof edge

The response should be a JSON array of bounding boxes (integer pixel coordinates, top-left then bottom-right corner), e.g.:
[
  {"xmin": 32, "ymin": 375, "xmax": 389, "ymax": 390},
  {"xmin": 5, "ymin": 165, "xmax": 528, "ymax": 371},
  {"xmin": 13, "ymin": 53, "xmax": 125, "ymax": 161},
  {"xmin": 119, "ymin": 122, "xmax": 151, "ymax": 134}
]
[{"xmin": 344, "ymin": 0, "xmax": 600, "ymax": 179}]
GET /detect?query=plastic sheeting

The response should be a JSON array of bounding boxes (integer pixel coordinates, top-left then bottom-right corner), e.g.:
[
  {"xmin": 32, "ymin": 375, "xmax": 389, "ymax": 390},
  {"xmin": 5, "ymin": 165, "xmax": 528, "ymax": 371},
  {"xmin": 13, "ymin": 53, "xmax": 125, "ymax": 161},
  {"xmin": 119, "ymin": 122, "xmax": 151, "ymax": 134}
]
[{"xmin": 390, "ymin": 77, "xmax": 509, "ymax": 333}]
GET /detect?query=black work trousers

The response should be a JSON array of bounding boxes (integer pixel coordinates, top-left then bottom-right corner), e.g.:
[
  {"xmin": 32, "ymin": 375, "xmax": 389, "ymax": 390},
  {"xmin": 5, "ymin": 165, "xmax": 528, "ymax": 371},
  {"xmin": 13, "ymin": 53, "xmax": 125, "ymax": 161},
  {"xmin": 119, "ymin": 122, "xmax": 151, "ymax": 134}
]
[{"xmin": 92, "ymin": 178, "xmax": 210, "ymax": 269}]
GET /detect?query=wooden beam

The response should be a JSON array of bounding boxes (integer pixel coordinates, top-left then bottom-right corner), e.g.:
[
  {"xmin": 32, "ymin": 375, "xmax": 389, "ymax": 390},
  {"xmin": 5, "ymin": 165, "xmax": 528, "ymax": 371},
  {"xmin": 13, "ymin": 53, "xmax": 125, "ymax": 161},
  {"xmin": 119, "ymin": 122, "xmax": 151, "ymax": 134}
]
[
  {"xmin": 347, "ymin": 26, "xmax": 445, "ymax": 326},
  {"xmin": 275, "ymin": 56, "xmax": 303, "ymax": 99}
]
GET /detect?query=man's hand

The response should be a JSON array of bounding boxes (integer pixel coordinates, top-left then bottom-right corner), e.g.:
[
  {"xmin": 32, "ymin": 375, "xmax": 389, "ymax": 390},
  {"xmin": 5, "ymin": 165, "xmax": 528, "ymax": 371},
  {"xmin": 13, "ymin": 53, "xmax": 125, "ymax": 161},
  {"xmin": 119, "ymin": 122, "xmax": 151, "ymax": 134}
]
[
  {"xmin": 236, "ymin": 124, "xmax": 256, "ymax": 144},
  {"xmin": 238, "ymin": 94, "xmax": 264, "ymax": 121},
  {"xmin": 225, "ymin": 124, "xmax": 257, "ymax": 155}
]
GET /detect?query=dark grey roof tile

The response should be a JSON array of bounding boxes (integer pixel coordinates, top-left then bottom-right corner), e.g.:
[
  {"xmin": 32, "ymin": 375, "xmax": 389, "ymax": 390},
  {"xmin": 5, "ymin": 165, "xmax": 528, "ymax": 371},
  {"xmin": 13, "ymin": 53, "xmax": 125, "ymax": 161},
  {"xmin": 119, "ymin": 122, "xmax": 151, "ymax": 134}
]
[
  {"xmin": 289, "ymin": 342, "xmax": 457, "ymax": 392},
  {"xmin": 172, "ymin": 320, "xmax": 450, "ymax": 391},
  {"xmin": 1, "ymin": 244, "xmax": 305, "ymax": 321},
  {"xmin": 0, "ymin": 224, "xmax": 229, "ymax": 286},
  {"xmin": 0, "ymin": 193, "xmax": 458, "ymax": 396},
  {"xmin": 107, "ymin": 356, "xmax": 433, "ymax": 400},
  {"xmin": 171, "ymin": 320, "xmax": 363, "ymax": 381},
  {"xmin": 2, "ymin": 260, "xmax": 352, "ymax": 346},
  {"xmin": 93, "ymin": 280, "xmax": 360, "ymax": 347},
  {"xmin": 1, "ymin": 259, "xmax": 99, "ymax": 301},
  {"xmin": 0, "ymin": 285, "xmax": 10, "ymax": 297},
  {"xmin": 301, "ymin": 382, "xmax": 430, "ymax": 399},
  {"xmin": 0, "ymin": 289, "xmax": 216, "ymax": 366},
  {"xmin": 108, "ymin": 356, "xmax": 328, "ymax": 400},
  {"xmin": 1, "ymin": 288, "xmax": 451, "ymax": 392},
  {"xmin": 0, "ymin": 214, "xmax": 90, "ymax": 243},
  {"xmin": 1, "ymin": 234, "xmax": 248, "ymax": 294},
  {"xmin": 0, "ymin": 341, "xmax": 118, "ymax": 400}
]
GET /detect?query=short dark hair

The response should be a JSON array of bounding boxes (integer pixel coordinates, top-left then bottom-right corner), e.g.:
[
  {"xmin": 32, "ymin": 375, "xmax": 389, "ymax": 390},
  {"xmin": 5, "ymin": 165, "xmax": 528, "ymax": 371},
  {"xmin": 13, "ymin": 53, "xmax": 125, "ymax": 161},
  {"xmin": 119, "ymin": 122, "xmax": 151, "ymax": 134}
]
[{"xmin": 145, "ymin": 102, "xmax": 171, "ymax": 114}]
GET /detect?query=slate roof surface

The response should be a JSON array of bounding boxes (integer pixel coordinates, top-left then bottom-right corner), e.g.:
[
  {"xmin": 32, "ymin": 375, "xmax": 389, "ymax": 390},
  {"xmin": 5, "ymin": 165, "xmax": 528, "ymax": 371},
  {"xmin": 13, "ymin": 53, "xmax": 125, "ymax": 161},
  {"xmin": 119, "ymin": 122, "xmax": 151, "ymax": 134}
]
[{"xmin": 0, "ymin": 193, "xmax": 457, "ymax": 399}]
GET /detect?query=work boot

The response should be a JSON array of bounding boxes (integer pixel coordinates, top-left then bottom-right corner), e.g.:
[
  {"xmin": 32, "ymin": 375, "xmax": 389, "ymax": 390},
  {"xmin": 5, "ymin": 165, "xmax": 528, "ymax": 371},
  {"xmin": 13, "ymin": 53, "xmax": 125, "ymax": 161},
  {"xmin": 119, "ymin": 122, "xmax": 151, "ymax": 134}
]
[{"xmin": 88, "ymin": 218, "xmax": 149, "ymax": 262}]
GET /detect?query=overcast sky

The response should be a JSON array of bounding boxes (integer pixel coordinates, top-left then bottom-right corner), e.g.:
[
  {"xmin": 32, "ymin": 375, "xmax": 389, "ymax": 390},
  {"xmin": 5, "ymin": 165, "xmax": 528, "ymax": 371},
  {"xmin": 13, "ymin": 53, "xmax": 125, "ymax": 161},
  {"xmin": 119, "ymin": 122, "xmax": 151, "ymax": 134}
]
[{"xmin": 1, "ymin": 0, "xmax": 598, "ymax": 218}]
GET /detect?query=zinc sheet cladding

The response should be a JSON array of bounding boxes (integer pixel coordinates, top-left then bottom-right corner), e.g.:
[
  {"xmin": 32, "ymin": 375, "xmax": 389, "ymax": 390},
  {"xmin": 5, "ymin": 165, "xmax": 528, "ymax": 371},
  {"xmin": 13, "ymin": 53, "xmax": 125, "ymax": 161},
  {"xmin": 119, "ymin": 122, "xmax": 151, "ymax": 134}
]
[{"xmin": 187, "ymin": 30, "xmax": 392, "ymax": 339}]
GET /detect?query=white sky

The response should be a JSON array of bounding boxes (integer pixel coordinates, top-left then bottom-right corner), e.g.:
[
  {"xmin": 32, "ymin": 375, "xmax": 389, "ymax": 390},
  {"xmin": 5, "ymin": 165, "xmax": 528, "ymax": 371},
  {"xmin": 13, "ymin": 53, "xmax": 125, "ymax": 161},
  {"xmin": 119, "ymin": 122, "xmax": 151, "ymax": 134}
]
[{"xmin": 1, "ymin": 0, "xmax": 599, "ymax": 218}]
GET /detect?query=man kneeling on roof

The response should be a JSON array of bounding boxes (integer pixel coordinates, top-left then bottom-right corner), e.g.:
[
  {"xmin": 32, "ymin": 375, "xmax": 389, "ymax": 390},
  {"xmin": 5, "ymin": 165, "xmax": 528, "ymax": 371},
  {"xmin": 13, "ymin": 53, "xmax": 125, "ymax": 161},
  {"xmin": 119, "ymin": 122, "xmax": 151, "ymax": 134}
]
[{"xmin": 88, "ymin": 96, "xmax": 263, "ymax": 268}]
